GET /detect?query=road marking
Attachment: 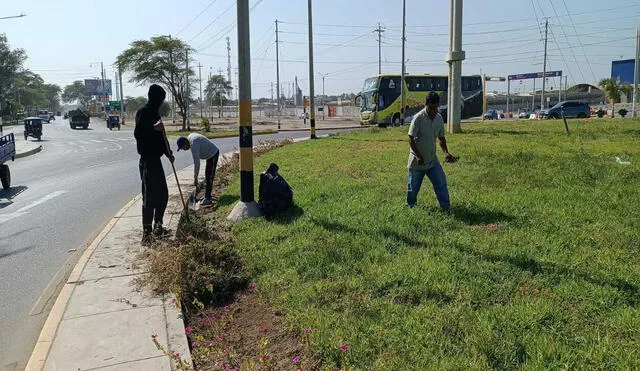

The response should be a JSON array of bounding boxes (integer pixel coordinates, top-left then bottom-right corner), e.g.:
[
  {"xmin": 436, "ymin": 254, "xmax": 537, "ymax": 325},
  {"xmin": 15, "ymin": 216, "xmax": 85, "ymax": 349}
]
[
  {"xmin": 0, "ymin": 191, "xmax": 67, "ymax": 225},
  {"xmin": 116, "ymin": 138, "xmax": 131, "ymax": 141},
  {"xmin": 78, "ymin": 140, "xmax": 91, "ymax": 145},
  {"xmin": 91, "ymin": 139, "xmax": 103, "ymax": 143},
  {"xmin": 66, "ymin": 142, "xmax": 76, "ymax": 146}
]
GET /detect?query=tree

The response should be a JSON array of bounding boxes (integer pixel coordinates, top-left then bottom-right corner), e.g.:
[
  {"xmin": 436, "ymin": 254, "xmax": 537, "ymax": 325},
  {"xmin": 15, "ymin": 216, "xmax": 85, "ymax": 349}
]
[
  {"xmin": 15, "ymin": 71, "xmax": 48, "ymax": 112},
  {"xmin": 599, "ymin": 78, "xmax": 633, "ymax": 118},
  {"xmin": 43, "ymin": 84, "xmax": 61, "ymax": 111},
  {"xmin": 116, "ymin": 36, "xmax": 195, "ymax": 129},
  {"xmin": 204, "ymin": 74, "xmax": 231, "ymax": 118},
  {"xmin": 62, "ymin": 81, "xmax": 87, "ymax": 105},
  {"xmin": 0, "ymin": 34, "xmax": 26, "ymax": 105}
]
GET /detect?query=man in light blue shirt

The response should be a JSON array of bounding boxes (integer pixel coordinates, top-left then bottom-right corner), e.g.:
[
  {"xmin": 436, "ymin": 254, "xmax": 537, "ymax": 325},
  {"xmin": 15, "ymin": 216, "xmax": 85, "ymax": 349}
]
[
  {"xmin": 177, "ymin": 133, "xmax": 220, "ymax": 206},
  {"xmin": 407, "ymin": 92, "xmax": 456, "ymax": 209}
]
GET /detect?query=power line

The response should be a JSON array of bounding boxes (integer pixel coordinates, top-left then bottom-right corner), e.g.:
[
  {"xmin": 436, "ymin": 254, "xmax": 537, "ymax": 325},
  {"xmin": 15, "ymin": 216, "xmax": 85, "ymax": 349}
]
[
  {"xmin": 188, "ymin": 1, "xmax": 235, "ymax": 43},
  {"xmin": 175, "ymin": 0, "xmax": 218, "ymax": 36},
  {"xmin": 562, "ymin": 0, "xmax": 597, "ymax": 82},
  {"xmin": 547, "ymin": 0, "xmax": 584, "ymax": 82},
  {"xmin": 196, "ymin": 0, "xmax": 264, "ymax": 51}
]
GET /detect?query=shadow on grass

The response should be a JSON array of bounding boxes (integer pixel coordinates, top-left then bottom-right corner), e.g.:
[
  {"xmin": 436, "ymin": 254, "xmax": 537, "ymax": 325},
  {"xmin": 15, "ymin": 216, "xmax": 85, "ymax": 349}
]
[
  {"xmin": 328, "ymin": 137, "xmax": 406, "ymax": 143},
  {"xmin": 312, "ymin": 217, "xmax": 424, "ymax": 248},
  {"xmin": 265, "ymin": 203, "xmax": 304, "ymax": 225},
  {"xmin": 463, "ymin": 129, "xmax": 534, "ymax": 136},
  {"xmin": 454, "ymin": 243, "xmax": 640, "ymax": 307},
  {"xmin": 450, "ymin": 204, "xmax": 516, "ymax": 226},
  {"xmin": 217, "ymin": 194, "xmax": 240, "ymax": 208}
]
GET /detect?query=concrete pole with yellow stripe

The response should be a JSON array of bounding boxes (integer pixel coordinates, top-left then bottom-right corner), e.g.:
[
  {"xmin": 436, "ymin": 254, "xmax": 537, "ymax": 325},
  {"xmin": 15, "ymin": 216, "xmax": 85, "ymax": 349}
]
[
  {"xmin": 307, "ymin": 0, "xmax": 317, "ymax": 139},
  {"xmin": 228, "ymin": 0, "xmax": 263, "ymax": 222}
]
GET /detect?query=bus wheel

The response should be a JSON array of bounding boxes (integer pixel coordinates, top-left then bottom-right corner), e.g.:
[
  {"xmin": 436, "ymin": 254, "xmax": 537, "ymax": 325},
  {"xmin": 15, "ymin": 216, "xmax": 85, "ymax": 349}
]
[{"xmin": 392, "ymin": 114, "xmax": 401, "ymax": 127}]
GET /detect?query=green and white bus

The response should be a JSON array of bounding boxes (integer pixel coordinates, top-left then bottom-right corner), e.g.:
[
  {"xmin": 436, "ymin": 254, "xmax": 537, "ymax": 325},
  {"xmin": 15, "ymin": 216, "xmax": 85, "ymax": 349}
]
[{"xmin": 358, "ymin": 74, "xmax": 483, "ymax": 126}]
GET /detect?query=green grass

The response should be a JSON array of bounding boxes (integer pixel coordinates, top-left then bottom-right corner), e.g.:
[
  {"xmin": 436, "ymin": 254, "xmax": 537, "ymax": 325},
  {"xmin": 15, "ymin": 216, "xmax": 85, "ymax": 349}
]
[
  {"xmin": 166, "ymin": 128, "xmax": 277, "ymax": 139},
  {"xmin": 216, "ymin": 118, "xmax": 640, "ymax": 369}
]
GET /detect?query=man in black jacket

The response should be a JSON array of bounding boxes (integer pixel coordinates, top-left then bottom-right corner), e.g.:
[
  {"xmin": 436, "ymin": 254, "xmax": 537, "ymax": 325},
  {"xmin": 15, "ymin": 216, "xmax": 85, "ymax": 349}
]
[{"xmin": 135, "ymin": 84, "xmax": 175, "ymax": 245}]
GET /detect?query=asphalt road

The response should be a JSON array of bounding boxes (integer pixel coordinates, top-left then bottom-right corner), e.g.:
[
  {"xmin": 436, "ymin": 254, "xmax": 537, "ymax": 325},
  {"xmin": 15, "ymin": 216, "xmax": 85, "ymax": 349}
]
[{"xmin": 0, "ymin": 116, "xmax": 344, "ymax": 369}]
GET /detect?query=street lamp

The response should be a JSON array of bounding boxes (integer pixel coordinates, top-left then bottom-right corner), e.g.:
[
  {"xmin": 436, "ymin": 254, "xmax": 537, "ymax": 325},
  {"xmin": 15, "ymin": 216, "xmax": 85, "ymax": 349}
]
[
  {"xmin": 0, "ymin": 13, "xmax": 26, "ymax": 20},
  {"xmin": 319, "ymin": 72, "xmax": 328, "ymax": 120}
]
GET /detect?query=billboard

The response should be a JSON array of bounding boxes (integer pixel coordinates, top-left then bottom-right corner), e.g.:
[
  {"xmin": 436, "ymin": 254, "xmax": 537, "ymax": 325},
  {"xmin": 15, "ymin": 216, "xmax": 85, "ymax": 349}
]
[
  {"xmin": 611, "ymin": 59, "xmax": 637, "ymax": 84},
  {"xmin": 84, "ymin": 79, "xmax": 113, "ymax": 96},
  {"xmin": 508, "ymin": 71, "xmax": 562, "ymax": 80}
]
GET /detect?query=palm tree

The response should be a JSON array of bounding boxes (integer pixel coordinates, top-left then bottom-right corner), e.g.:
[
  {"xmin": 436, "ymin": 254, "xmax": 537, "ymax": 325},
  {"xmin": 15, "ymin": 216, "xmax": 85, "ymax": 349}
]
[
  {"xmin": 599, "ymin": 78, "xmax": 633, "ymax": 118},
  {"xmin": 204, "ymin": 75, "xmax": 232, "ymax": 118}
]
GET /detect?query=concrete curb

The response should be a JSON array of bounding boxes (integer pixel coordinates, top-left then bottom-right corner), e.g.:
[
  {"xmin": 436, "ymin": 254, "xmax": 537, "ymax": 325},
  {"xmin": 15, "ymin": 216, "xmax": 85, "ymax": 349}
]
[{"xmin": 15, "ymin": 145, "xmax": 42, "ymax": 159}]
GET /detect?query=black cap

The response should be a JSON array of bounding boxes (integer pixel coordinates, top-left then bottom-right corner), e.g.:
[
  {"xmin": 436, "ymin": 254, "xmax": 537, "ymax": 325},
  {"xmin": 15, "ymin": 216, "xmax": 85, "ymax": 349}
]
[{"xmin": 425, "ymin": 91, "xmax": 440, "ymax": 105}]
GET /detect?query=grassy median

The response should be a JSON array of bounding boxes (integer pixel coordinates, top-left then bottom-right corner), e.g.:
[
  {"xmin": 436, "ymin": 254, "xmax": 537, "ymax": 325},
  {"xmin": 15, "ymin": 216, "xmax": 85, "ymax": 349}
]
[{"xmin": 212, "ymin": 118, "xmax": 639, "ymax": 369}]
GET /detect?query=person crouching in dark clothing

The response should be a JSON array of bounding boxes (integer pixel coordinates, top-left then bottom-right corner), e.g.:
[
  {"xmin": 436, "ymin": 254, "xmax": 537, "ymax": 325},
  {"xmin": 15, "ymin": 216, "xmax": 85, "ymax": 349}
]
[{"xmin": 134, "ymin": 84, "xmax": 175, "ymax": 245}]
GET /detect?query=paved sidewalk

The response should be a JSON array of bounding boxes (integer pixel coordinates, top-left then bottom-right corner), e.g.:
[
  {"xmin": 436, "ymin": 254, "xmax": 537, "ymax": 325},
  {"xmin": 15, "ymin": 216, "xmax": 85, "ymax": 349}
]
[
  {"xmin": 26, "ymin": 163, "xmax": 198, "ymax": 370},
  {"xmin": 15, "ymin": 138, "xmax": 42, "ymax": 158}
]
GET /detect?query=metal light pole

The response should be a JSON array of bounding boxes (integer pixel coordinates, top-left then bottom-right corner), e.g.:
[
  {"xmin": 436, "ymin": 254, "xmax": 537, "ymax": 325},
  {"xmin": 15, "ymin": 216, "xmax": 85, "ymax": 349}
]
[
  {"xmin": 541, "ymin": 19, "xmax": 548, "ymax": 109},
  {"xmin": 275, "ymin": 19, "xmax": 281, "ymax": 130},
  {"xmin": 119, "ymin": 67, "xmax": 124, "ymax": 124},
  {"xmin": 319, "ymin": 72, "xmax": 328, "ymax": 120},
  {"xmin": 228, "ymin": 0, "xmax": 262, "ymax": 222},
  {"xmin": 446, "ymin": 0, "xmax": 465, "ymax": 133},
  {"xmin": 400, "ymin": 0, "xmax": 406, "ymax": 125},
  {"xmin": 633, "ymin": 27, "xmax": 639, "ymax": 118},
  {"xmin": 308, "ymin": 0, "xmax": 316, "ymax": 139}
]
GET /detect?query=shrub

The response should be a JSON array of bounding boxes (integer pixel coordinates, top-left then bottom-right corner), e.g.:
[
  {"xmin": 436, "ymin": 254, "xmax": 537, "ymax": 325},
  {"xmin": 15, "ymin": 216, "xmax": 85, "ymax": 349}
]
[
  {"xmin": 200, "ymin": 117, "xmax": 211, "ymax": 132},
  {"xmin": 618, "ymin": 108, "xmax": 628, "ymax": 118},
  {"xmin": 596, "ymin": 109, "xmax": 605, "ymax": 118}
]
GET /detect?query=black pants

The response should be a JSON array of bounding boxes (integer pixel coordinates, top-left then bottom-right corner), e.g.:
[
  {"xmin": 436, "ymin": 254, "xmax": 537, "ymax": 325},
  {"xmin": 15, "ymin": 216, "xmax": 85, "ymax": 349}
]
[
  {"xmin": 139, "ymin": 157, "xmax": 168, "ymax": 230},
  {"xmin": 204, "ymin": 151, "xmax": 219, "ymax": 200}
]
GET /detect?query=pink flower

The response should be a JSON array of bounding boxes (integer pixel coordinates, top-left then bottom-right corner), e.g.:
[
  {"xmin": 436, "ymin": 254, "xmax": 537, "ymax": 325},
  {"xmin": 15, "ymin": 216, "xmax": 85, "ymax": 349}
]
[
  {"xmin": 151, "ymin": 334, "xmax": 158, "ymax": 340},
  {"xmin": 292, "ymin": 355, "xmax": 301, "ymax": 364},
  {"xmin": 260, "ymin": 353, "xmax": 270, "ymax": 361},
  {"xmin": 171, "ymin": 298, "xmax": 176, "ymax": 303},
  {"xmin": 184, "ymin": 326, "xmax": 193, "ymax": 336},
  {"xmin": 340, "ymin": 343, "xmax": 349, "ymax": 352},
  {"xmin": 304, "ymin": 327, "xmax": 312, "ymax": 333},
  {"xmin": 261, "ymin": 327, "xmax": 269, "ymax": 335}
]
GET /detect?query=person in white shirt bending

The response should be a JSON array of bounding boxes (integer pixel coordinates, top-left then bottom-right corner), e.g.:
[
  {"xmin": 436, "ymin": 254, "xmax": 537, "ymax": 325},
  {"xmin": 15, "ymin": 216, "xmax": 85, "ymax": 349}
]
[{"xmin": 177, "ymin": 133, "xmax": 220, "ymax": 206}]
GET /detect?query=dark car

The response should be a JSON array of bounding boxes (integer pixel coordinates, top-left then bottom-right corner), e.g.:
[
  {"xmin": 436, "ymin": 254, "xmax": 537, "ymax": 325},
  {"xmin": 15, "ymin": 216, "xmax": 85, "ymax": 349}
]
[
  {"xmin": 483, "ymin": 109, "xmax": 498, "ymax": 120},
  {"xmin": 540, "ymin": 101, "xmax": 590, "ymax": 119}
]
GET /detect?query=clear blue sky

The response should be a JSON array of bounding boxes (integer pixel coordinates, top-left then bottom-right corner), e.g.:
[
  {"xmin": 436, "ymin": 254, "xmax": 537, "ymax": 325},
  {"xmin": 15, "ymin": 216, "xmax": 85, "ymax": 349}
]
[{"xmin": 2, "ymin": 0, "xmax": 638, "ymax": 99}]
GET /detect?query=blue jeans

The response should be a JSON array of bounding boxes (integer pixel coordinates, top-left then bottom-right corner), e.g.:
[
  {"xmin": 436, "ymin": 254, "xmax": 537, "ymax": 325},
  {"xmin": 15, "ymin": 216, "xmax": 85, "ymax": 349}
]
[{"xmin": 406, "ymin": 161, "xmax": 450, "ymax": 209}]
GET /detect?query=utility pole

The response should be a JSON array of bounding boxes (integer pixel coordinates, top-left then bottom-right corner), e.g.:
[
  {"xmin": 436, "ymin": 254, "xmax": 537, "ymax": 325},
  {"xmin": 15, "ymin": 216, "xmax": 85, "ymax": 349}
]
[
  {"xmin": 228, "ymin": 0, "xmax": 262, "ymax": 221},
  {"xmin": 400, "ymin": 0, "xmax": 406, "ymax": 125},
  {"xmin": 482, "ymin": 74, "xmax": 487, "ymax": 120},
  {"xmin": 100, "ymin": 62, "xmax": 106, "ymax": 105},
  {"xmin": 186, "ymin": 49, "xmax": 191, "ymax": 130},
  {"xmin": 308, "ymin": 0, "xmax": 316, "ymax": 139},
  {"xmin": 532, "ymin": 78, "xmax": 536, "ymax": 111},
  {"xmin": 198, "ymin": 63, "xmax": 203, "ymax": 120},
  {"xmin": 633, "ymin": 27, "xmax": 639, "ymax": 118},
  {"xmin": 119, "ymin": 67, "xmax": 124, "ymax": 124},
  {"xmin": 447, "ymin": 0, "xmax": 465, "ymax": 133},
  {"xmin": 275, "ymin": 19, "xmax": 281, "ymax": 130},
  {"xmin": 374, "ymin": 22, "xmax": 385, "ymax": 75},
  {"xmin": 541, "ymin": 19, "xmax": 548, "ymax": 109},
  {"xmin": 226, "ymin": 36, "xmax": 233, "ymax": 118},
  {"xmin": 209, "ymin": 67, "xmax": 213, "ymax": 120}
]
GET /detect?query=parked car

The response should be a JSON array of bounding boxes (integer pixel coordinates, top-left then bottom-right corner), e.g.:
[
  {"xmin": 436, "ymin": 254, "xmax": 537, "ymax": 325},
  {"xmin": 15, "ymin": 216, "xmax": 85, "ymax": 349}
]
[
  {"xmin": 483, "ymin": 109, "xmax": 498, "ymax": 120},
  {"xmin": 518, "ymin": 108, "xmax": 531, "ymax": 119},
  {"xmin": 540, "ymin": 101, "xmax": 590, "ymax": 119}
]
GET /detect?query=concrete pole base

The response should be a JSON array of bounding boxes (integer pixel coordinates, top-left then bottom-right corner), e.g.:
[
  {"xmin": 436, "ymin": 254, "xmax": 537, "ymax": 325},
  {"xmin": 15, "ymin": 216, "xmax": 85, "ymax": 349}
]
[{"xmin": 227, "ymin": 201, "xmax": 263, "ymax": 222}]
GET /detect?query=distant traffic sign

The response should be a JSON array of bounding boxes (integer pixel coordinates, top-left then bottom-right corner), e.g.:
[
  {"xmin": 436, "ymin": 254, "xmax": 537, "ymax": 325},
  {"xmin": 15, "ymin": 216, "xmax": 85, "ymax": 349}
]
[{"xmin": 508, "ymin": 71, "xmax": 562, "ymax": 80}]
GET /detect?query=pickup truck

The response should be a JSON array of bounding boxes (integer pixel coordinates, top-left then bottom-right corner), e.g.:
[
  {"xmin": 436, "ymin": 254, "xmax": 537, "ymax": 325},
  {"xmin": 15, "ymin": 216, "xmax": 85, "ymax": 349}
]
[
  {"xmin": 0, "ymin": 133, "xmax": 16, "ymax": 189},
  {"xmin": 68, "ymin": 109, "xmax": 90, "ymax": 130}
]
